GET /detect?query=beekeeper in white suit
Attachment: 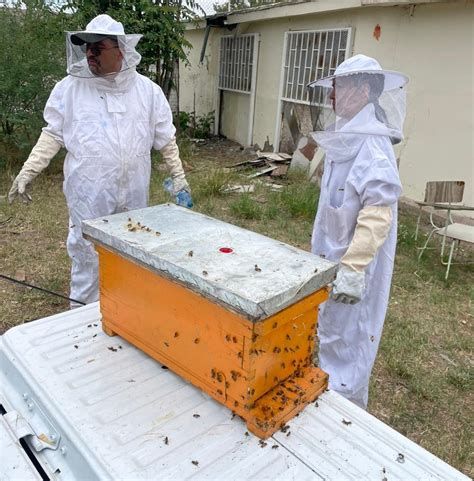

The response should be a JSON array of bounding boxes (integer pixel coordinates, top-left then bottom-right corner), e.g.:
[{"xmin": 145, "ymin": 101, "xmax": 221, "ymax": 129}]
[
  {"xmin": 8, "ymin": 14, "xmax": 192, "ymax": 307},
  {"xmin": 306, "ymin": 54, "xmax": 408, "ymax": 408}
]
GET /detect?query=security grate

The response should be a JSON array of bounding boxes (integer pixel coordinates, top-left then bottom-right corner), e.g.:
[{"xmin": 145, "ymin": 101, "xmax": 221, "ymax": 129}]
[
  {"xmin": 281, "ymin": 28, "xmax": 352, "ymax": 104},
  {"xmin": 219, "ymin": 35, "xmax": 257, "ymax": 94}
]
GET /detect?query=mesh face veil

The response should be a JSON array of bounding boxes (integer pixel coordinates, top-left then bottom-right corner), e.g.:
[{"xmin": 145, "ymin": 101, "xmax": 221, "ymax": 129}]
[
  {"xmin": 307, "ymin": 55, "xmax": 408, "ymax": 144},
  {"xmin": 66, "ymin": 14, "xmax": 142, "ymax": 79}
]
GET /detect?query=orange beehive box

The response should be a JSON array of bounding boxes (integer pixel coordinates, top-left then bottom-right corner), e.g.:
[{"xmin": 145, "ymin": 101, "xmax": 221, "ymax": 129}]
[{"xmin": 82, "ymin": 204, "xmax": 337, "ymax": 438}]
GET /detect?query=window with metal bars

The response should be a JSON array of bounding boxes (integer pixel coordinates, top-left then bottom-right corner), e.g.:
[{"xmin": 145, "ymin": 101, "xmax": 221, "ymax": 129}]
[
  {"xmin": 219, "ymin": 35, "xmax": 256, "ymax": 94},
  {"xmin": 282, "ymin": 28, "xmax": 352, "ymax": 104}
]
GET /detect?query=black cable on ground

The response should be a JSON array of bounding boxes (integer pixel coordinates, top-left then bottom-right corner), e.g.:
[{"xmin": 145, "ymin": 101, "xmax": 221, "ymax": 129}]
[{"xmin": 0, "ymin": 274, "xmax": 86, "ymax": 306}]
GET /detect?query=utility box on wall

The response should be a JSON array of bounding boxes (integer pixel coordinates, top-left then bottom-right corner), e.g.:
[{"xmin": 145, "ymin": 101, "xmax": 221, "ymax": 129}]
[{"xmin": 82, "ymin": 204, "xmax": 337, "ymax": 438}]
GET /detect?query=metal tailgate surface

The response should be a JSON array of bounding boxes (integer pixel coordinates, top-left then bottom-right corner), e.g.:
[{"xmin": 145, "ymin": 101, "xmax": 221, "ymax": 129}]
[{"xmin": 0, "ymin": 304, "xmax": 468, "ymax": 481}]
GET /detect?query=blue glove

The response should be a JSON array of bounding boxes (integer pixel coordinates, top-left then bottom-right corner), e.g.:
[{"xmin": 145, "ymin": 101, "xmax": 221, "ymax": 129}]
[{"xmin": 176, "ymin": 190, "xmax": 193, "ymax": 209}]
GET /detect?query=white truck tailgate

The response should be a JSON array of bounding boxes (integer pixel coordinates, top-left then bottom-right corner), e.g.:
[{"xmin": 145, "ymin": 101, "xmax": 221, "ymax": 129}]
[{"xmin": 0, "ymin": 303, "xmax": 468, "ymax": 481}]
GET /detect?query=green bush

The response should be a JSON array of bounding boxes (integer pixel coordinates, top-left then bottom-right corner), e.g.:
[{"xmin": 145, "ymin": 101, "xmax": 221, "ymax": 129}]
[
  {"xmin": 0, "ymin": 1, "xmax": 70, "ymax": 170},
  {"xmin": 176, "ymin": 110, "xmax": 215, "ymax": 139}
]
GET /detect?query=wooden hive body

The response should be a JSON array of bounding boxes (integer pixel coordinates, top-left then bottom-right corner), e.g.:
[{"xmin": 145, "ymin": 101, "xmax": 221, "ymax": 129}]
[{"xmin": 83, "ymin": 205, "xmax": 337, "ymax": 438}]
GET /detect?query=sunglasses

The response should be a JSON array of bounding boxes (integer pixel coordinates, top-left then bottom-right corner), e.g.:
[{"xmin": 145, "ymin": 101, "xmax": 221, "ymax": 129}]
[{"xmin": 80, "ymin": 43, "xmax": 120, "ymax": 56}]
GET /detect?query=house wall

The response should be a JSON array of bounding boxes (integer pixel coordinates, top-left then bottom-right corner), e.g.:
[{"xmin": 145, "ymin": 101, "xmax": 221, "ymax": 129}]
[
  {"xmin": 180, "ymin": 2, "xmax": 473, "ymax": 206},
  {"xmin": 180, "ymin": 29, "xmax": 219, "ymax": 119}
]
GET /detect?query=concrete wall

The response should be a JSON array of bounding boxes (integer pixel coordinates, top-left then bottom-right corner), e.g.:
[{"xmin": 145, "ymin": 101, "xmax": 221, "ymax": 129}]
[{"xmin": 180, "ymin": 2, "xmax": 473, "ymax": 205}]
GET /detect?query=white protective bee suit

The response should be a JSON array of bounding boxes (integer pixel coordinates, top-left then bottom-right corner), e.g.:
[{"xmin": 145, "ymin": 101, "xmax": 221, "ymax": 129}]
[
  {"xmin": 307, "ymin": 55, "xmax": 408, "ymax": 408},
  {"xmin": 8, "ymin": 15, "xmax": 190, "ymax": 306}
]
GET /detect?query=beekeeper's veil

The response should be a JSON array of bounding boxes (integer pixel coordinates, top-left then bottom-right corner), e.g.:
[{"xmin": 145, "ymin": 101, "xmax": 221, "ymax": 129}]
[
  {"xmin": 66, "ymin": 14, "xmax": 141, "ymax": 81},
  {"xmin": 307, "ymin": 54, "xmax": 408, "ymax": 144}
]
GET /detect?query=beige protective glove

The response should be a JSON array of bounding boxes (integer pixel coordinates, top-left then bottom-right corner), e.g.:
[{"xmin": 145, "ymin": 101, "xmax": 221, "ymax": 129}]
[
  {"xmin": 331, "ymin": 205, "xmax": 393, "ymax": 304},
  {"xmin": 8, "ymin": 132, "xmax": 61, "ymax": 203},
  {"xmin": 159, "ymin": 137, "xmax": 190, "ymax": 195}
]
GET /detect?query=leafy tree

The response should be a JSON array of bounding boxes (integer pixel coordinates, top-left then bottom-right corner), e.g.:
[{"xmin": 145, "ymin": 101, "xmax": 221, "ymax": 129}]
[
  {"xmin": 66, "ymin": 0, "xmax": 203, "ymax": 98},
  {"xmin": 0, "ymin": 1, "xmax": 69, "ymax": 144},
  {"xmin": 213, "ymin": 0, "xmax": 285, "ymax": 13}
]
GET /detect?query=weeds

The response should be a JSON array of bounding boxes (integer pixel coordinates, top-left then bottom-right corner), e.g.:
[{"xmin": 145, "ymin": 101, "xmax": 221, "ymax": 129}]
[{"xmin": 230, "ymin": 193, "xmax": 263, "ymax": 220}]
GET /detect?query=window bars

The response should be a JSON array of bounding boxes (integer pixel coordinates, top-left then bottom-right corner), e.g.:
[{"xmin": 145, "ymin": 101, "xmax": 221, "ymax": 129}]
[
  {"xmin": 281, "ymin": 28, "xmax": 352, "ymax": 104},
  {"xmin": 219, "ymin": 35, "xmax": 256, "ymax": 94}
]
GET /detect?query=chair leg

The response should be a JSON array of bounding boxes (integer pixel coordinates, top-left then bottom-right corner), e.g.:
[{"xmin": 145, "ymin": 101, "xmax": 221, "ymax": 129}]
[
  {"xmin": 445, "ymin": 239, "xmax": 457, "ymax": 280},
  {"xmin": 415, "ymin": 210, "xmax": 422, "ymax": 241},
  {"xmin": 418, "ymin": 229, "xmax": 437, "ymax": 261}
]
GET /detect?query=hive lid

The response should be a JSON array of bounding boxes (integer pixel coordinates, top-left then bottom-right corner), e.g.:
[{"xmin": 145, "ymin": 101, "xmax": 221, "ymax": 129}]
[{"xmin": 82, "ymin": 204, "xmax": 337, "ymax": 321}]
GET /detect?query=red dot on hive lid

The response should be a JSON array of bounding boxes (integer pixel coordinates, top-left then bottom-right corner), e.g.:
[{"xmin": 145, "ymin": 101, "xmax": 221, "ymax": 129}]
[{"xmin": 219, "ymin": 247, "xmax": 233, "ymax": 253}]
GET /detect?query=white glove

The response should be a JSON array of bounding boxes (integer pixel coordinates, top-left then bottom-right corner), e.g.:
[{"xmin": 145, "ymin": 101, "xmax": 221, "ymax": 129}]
[
  {"xmin": 8, "ymin": 132, "xmax": 61, "ymax": 203},
  {"xmin": 331, "ymin": 266, "xmax": 365, "ymax": 304},
  {"xmin": 159, "ymin": 137, "xmax": 190, "ymax": 194}
]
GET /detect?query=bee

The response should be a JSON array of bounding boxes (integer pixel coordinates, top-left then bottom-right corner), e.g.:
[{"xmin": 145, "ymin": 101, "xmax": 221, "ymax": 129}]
[
  {"xmin": 155, "ymin": 231, "xmax": 161, "ymax": 236},
  {"xmin": 188, "ymin": 250, "xmax": 193, "ymax": 257},
  {"xmin": 174, "ymin": 332, "xmax": 179, "ymax": 338},
  {"xmin": 164, "ymin": 342, "xmax": 169, "ymax": 347},
  {"xmin": 272, "ymin": 322, "xmax": 278, "ymax": 328},
  {"xmin": 202, "ymin": 270, "xmax": 208, "ymax": 276},
  {"xmin": 194, "ymin": 338, "xmax": 200, "ymax": 344},
  {"xmin": 254, "ymin": 264, "xmax": 262, "ymax": 272},
  {"xmin": 191, "ymin": 460, "xmax": 199, "ymax": 466},
  {"xmin": 164, "ymin": 436, "xmax": 169, "ymax": 445},
  {"xmin": 193, "ymin": 414, "xmax": 200, "ymax": 418},
  {"xmin": 232, "ymin": 336, "xmax": 237, "ymax": 343}
]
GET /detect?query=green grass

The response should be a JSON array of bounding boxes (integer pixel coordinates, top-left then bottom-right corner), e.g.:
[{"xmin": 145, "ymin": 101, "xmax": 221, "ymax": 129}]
[{"xmin": 0, "ymin": 138, "xmax": 472, "ymax": 476}]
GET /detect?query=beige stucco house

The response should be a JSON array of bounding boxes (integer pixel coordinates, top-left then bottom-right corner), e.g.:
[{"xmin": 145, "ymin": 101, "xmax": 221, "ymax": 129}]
[{"xmin": 179, "ymin": 0, "xmax": 473, "ymax": 207}]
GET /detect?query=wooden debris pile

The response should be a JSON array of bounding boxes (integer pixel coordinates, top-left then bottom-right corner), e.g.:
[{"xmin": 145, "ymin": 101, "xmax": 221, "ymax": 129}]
[{"xmin": 230, "ymin": 151, "xmax": 292, "ymax": 179}]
